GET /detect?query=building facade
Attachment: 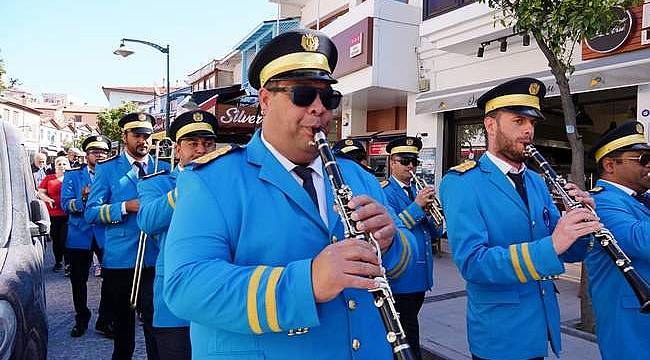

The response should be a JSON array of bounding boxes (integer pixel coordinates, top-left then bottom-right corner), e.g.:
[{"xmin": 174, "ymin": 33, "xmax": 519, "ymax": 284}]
[{"xmin": 414, "ymin": 1, "xmax": 650, "ymax": 186}]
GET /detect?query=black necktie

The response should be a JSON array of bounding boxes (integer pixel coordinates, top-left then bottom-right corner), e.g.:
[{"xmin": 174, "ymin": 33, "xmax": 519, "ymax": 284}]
[
  {"xmin": 403, "ymin": 185, "xmax": 414, "ymax": 201},
  {"xmin": 293, "ymin": 166, "xmax": 318, "ymax": 207},
  {"xmin": 507, "ymin": 172, "xmax": 528, "ymax": 207},
  {"xmin": 634, "ymin": 193, "xmax": 650, "ymax": 209},
  {"xmin": 134, "ymin": 162, "xmax": 146, "ymax": 178}
]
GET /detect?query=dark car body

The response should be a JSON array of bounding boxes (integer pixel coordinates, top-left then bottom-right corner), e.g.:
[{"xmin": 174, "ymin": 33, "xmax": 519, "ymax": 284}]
[{"xmin": 0, "ymin": 121, "xmax": 49, "ymax": 360}]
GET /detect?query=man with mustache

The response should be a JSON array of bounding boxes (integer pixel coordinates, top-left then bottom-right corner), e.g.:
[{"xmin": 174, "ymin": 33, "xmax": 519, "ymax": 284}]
[
  {"xmin": 440, "ymin": 78, "xmax": 600, "ymax": 360},
  {"xmin": 585, "ymin": 120, "xmax": 650, "ymax": 360},
  {"xmin": 85, "ymin": 112, "xmax": 167, "ymax": 360},
  {"xmin": 137, "ymin": 109, "xmax": 219, "ymax": 360},
  {"xmin": 163, "ymin": 29, "xmax": 417, "ymax": 359}
]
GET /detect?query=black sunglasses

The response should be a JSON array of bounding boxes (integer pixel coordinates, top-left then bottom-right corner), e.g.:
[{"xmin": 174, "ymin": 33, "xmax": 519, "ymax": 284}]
[
  {"xmin": 396, "ymin": 158, "xmax": 420, "ymax": 166},
  {"xmin": 615, "ymin": 153, "xmax": 650, "ymax": 166},
  {"xmin": 266, "ymin": 86, "xmax": 342, "ymax": 110}
]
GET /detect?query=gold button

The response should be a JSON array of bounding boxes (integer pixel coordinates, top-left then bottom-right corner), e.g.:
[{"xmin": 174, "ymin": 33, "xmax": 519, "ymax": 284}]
[
  {"xmin": 348, "ymin": 299, "xmax": 357, "ymax": 310},
  {"xmin": 352, "ymin": 339, "xmax": 361, "ymax": 351}
]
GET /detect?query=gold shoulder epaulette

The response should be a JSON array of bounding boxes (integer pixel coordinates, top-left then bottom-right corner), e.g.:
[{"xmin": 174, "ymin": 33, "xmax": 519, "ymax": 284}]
[
  {"xmin": 142, "ymin": 170, "xmax": 169, "ymax": 180},
  {"xmin": 98, "ymin": 155, "xmax": 118, "ymax": 164},
  {"xmin": 191, "ymin": 145, "xmax": 239, "ymax": 169},
  {"xmin": 448, "ymin": 160, "xmax": 477, "ymax": 174},
  {"xmin": 589, "ymin": 186, "xmax": 604, "ymax": 193},
  {"xmin": 380, "ymin": 180, "xmax": 390, "ymax": 188}
]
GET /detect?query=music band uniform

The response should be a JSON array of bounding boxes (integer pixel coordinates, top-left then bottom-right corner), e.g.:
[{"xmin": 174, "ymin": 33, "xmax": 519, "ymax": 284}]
[
  {"xmin": 163, "ymin": 29, "xmax": 417, "ymax": 359},
  {"xmin": 136, "ymin": 110, "xmax": 220, "ymax": 360},
  {"xmin": 382, "ymin": 136, "xmax": 442, "ymax": 359},
  {"xmin": 61, "ymin": 135, "xmax": 113, "ymax": 337},
  {"xmin": 85, "ymin": 113, "xmax": 168, "ymax": 359},
  {"xmin": 439, "ymin": 78, "xmax": 589, "ymax": 360},
  {"xmin": 585, "ymin": 121, "xmax": 650, "ymax": 360}
]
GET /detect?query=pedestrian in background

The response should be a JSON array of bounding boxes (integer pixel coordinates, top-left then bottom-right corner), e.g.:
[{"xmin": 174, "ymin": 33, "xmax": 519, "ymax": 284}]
[
  {"xmin": 39, "ymin": 156, "xmax": 71, "ymax": 273},
  {"xmin": 32, "ymin": 152, "xmax": 48, "ymax": 186}
]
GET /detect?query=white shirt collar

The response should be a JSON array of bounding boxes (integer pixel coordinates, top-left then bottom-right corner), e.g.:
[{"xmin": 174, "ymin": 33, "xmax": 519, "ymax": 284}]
[
  {"xmin": 486, "ymin": 151, "xmax": 526, "ymax": 175},
  {"xmin": 392, "ymin": 176, "xmax": 410, "ymax": 189},
  {"xmin": 123, "ymin": 151, "xmax": 149, "ymax": 167},
  {"xmin": 599, "ymin": 179, "xmax": 637, "ymax": 196},
  {"xmin": 260, "ymin": 131, "xmax": 323, "ymax": 178}
]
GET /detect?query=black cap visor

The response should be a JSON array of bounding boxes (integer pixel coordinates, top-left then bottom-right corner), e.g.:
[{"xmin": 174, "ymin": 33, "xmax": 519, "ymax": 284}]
[
  {"xmin": 500, "ymin": 106, "xmax": 545, "ymax": 120},
  {"xmin": 129, "ymin": 127, "xmax": 154, "ymax": 135},
  {"xmin": 177, "ymin": 130, "xmax": 217, "ymax": 141}
]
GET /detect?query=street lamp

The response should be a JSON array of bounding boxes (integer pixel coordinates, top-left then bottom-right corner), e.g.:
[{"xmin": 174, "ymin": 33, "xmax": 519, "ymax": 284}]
[{"xmin": 113, "ymin": 38, "xmax": 171, "ymax": 133}]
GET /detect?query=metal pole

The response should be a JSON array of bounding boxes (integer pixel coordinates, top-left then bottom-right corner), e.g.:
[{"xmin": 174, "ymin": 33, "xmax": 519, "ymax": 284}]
[{"xmin": 165, "ymin": 45, "xmax": 171, "ymax": 135}]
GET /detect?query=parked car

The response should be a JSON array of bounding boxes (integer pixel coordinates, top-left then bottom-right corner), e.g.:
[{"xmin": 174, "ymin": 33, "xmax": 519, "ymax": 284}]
[{"xmin": 0, "ymin": 121, "xmax": 49, "ymax": 360}]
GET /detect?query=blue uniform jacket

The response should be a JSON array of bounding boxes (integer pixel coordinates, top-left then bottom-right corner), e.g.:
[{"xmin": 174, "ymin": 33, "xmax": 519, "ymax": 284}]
[
  {"xmin": 61, "ymin": 165, "xmax": 105, "ymax": 249},
  {"xmin": 382, "ymin": 177, "xmax": 442, "ymax": 293},
  {"xmin": 137, "ymin": 167, "xmax": 188, "ymax": 328},
  {"xmin": 164, "ymin": 131, "xmax": 417, "ymax": 360},
  {"xmin": 439, "ymin": 155, "xmax": 588, "ymax": 360},
  {"xmin": 586, "ymin": 180, "xmax": 650, "ymax": 360},
  {"xmin": 85, "ymin": 153, "xmax": 168, "ymax": 268}
]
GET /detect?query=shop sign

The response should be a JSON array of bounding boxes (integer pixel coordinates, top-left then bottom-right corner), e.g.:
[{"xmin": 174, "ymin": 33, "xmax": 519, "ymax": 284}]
[
  {"xmin": 368, "ymin": 141, "xmax": 388, "ymax": 156},
  {"xmin": 585, "ymin": 8, "xmax": 633, "ymax": 53},
  {"xmin": 350, "ymin": 33, "xmax": 363, "ymax": 58},
  {"xmin": 216, "ymin": 105, "xmax": 263, "ymax": 129},
  {"xmin": 642, "ymin": 2, "xmax": 650, "ymax": 45}
]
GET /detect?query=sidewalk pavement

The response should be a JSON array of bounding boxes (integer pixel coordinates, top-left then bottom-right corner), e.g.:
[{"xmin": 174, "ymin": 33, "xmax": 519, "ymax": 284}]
[{"xmin": 420, "ymin": 251, "xmax": 601, "ymax": 360}]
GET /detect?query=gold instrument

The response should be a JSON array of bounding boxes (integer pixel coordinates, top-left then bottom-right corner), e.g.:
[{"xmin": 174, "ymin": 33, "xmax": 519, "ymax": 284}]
[
  {"xmin": 129, "ymin": 138, "xmax": 167, "ymax": 309},
  {"xmin": 409, "ymin": 170, "xmax": 444, "ymax": 228}
]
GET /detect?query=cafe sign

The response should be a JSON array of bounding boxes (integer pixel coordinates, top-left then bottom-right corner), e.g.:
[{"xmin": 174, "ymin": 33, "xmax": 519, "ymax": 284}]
[
  {"xmin": 216, "ymin": 105, "xmax": 263, "ymax": 130},
  {"xmin": 585, "ymin": 8, "xmax": 633, "ymax": 53}
]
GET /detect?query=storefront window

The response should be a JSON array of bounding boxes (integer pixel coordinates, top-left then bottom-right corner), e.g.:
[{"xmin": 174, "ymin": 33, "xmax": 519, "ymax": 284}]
[{"xmin": 454, "ymin": 122, "xmax": 486, "ymax": 165}]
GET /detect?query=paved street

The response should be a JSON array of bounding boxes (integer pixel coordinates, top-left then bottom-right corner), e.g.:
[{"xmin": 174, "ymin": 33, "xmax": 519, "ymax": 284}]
[
  {"xmin": 420, "ymin": 248, "xmax": 601, "ymax": 360},
  {"xmin": 44, "ymin": 242, "xmax": 147, "ymax": 360}
]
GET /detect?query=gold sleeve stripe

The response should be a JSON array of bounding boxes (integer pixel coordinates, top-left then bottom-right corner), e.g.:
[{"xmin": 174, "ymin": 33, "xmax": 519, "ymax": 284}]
[
  {"xmin": 387, "ymin": 231, "xmax": 410, "ymax": 278},
  {"xmin": 105, "ymin": 204, "xmax": 112, "ymax": 223},
  {"xmin": 398, "ymin": 213, "xmax": 412, "ymax": 229},
  {"xmin": 247, "ymin": 266, "xmax": 267, "ymax": 334},
  {"xmin": 520, "ymin": 243, "xmax": 541, "ymax": 281},
  {"xmin": 509, "ymin": 244, "xmax": 527, "ymax": 283},
  {"xmin": 264, "ymin": 267, "xmax": 284, "ymax": 332},
  {"xmin": 99, "ymin": 205, "xmax": 106, "ymax": 223},
  {"xmin": 69, "ymin": 200, "xmax": 76, "ymax": 212},
  {"xmin": 167, "ymin": 191, "xmax": 176, "ymax": 209},
  {"xmin": 403, "ymin": 210, "xmax": 416, "ymax": 227}
]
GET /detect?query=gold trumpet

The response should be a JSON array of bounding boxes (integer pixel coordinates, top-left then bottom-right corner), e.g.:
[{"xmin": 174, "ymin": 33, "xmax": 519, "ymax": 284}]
[{"xmin": 409, "ymin": 170, "xmax": 445, "ymax": 228}]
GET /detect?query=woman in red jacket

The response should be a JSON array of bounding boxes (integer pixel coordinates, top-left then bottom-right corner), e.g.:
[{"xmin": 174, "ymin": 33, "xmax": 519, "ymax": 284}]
[{"xmin": 38, "ymin": 156, "xmax": 71, "ymax": 273}]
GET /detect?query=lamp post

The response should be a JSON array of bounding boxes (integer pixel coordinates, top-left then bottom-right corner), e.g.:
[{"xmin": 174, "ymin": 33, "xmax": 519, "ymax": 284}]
[{"xmin": 113, "ymin": 38, "xmax": 171, "ymax": 133}]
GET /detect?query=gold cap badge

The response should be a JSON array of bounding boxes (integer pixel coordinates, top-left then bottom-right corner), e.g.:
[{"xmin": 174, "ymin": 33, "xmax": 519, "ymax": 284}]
[
  {"xmin": 529, "ymin": 83, "xmax": 540, "ymax": 96},
  {"xmin": 138, "ymin": 113, "xmax": 147, "ymax": 121},
  {"xmin": 301, "ymin": 33, "xmax": 320, "ymax": 52},
  {"xmin": 345, "ymin": 139, "xmax": 353, "ymax": 146},
  {"xmin": 636, "ymin": 122, "xmax": 644, "ymax": 134},
  {"xmin": 193, "ymin": 112, "xmax": 203, "ymax": 122}
]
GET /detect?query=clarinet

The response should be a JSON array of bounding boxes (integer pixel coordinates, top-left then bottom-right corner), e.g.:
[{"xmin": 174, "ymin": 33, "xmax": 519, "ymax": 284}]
[
  {"xmin": 312, "ymin": 129, "xmax": 415, "ymax": 360},
  {"xmin": 525, "ymin": 144, "xmax": 650, "ymax": 313}
]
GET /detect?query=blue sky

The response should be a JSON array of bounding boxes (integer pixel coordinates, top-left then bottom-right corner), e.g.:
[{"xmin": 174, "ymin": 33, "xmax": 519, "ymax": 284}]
[{"xmin": 0, "ymin": 0, "xmax": 279, "ymax": 106}]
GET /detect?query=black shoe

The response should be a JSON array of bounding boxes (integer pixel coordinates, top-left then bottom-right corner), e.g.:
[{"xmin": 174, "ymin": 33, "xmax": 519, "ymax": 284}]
[
  {"xmin": 52, "ymin": 263, "xmax": 62, "ymax": 272},
  {"xmin": 70, "ymin": 323, "xmax": 87, "ymax": 337},
  {"xmin": 95, "ymin": 321, "xmax": 115, "ymax": 339},
  {"xmin": 64, "ymin": 264, "xmax": 71, "ymax": 277}
]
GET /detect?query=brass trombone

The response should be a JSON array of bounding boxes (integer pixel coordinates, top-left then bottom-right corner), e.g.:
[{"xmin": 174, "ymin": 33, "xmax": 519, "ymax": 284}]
[
  {"xmin": 409, "ymin": 170, "xmax": 445, "ymax": 228},
  {"xmin": 129, "ymin": 138, "xmax": 172, "ymax": 309}
]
